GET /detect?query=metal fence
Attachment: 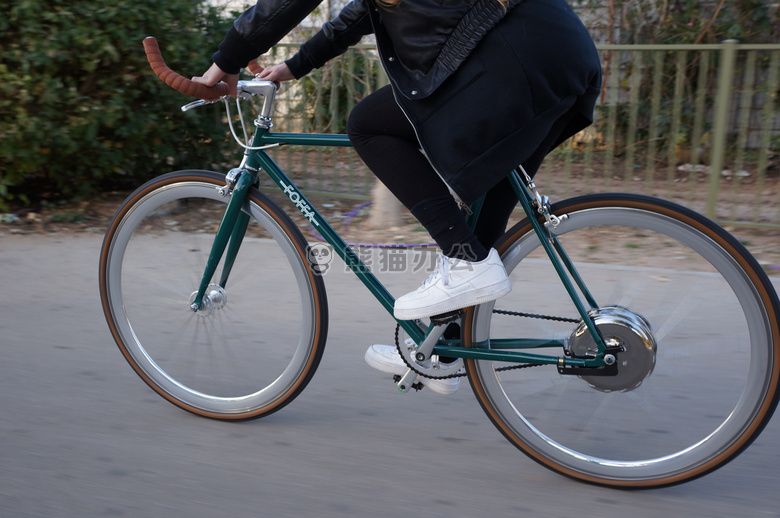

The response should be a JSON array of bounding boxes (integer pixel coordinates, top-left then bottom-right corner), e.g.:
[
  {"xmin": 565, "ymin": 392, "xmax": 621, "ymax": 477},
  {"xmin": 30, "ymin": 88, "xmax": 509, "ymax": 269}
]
[{"xmin": 260, "ymin": 41, "xmax": 780, "ymax": 229}]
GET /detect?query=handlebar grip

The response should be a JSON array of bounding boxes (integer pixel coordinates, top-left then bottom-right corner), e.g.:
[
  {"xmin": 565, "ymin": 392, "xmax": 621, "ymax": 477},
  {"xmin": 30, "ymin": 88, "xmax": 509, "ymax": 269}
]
[{"xmin": 143, "ymin": 36, "xmax": 229, "ymax": 99}]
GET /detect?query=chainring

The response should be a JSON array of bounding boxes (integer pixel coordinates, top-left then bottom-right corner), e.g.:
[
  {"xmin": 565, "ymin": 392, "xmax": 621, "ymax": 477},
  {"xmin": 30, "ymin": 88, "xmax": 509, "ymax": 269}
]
[{"xmin": 394, "ymin": 324, "xmax": 466, "ymax": 379}]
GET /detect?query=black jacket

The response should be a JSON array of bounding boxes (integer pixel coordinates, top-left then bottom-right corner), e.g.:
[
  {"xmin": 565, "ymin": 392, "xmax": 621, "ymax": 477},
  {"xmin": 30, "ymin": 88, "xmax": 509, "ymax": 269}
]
[
  {"xmin": 215, "ymin": 0, "xmax": 518, "ymax": 98},
  {"xmin": 215, "ymin": 0, "xmax": 602, "ymax": 205}
]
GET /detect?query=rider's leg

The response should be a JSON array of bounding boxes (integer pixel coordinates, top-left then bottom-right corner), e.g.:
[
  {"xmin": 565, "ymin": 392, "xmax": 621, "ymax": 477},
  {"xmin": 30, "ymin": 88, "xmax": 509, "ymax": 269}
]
[
  {"xmin": 348, "ymin": 86, "xmax": 511, "ymax": 320},
  {"xmin": 347, "ymin": 85, "xmax": 488, "ymax": 263},
  {"xmin": 349, "ymin": 86, "xmax": 505, "ymax": 390},
  {"xmin": 472, "ymin": 105, "xmax": 590, "ymax": 251},
  {"xmin": 349, "ymin": 86, "xmax": 585, "ymax": 390}
]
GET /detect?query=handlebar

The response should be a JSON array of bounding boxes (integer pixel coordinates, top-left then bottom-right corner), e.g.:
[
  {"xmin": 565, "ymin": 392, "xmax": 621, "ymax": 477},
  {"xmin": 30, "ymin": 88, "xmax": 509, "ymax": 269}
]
[
  {"xmin": 144, "ymin": 36, "xmax": 269, "ymax": 100},
  {"xmin": 144, "ymin": 36, "xmax": 279, "ymax": 138},
  {"xmin": 143, "ymin": 37, "xmax": 230, "ymax": 99}
]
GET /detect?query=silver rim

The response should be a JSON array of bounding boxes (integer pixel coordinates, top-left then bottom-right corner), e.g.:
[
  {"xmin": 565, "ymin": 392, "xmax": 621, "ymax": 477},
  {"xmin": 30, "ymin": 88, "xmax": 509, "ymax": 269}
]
[
  {"xmin": 104, "ymin": 180, "xmax": 319, "ymax": 416},
  {"xmin": 470, "ymin": 204, "xmax": 775, "ymax": 483}
]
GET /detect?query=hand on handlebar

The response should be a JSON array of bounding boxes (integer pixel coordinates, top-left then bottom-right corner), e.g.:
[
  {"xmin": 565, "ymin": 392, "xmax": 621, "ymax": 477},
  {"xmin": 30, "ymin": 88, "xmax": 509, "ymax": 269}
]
[
  {"xmin": 191, "ymin": 62, "xmax": 291, "ymax": 98},
  {"xmin": 255, "ymin": 63, "xmax": 295, "ymax": 86},
  {"xmin": 192, "ymin": 63, "xmax": 239, "ymax": 99}
]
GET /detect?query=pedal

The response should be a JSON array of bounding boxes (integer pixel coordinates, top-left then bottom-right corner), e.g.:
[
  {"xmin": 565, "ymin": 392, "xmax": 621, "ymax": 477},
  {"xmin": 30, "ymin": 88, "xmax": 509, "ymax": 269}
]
[
  {"xmin": 430, "ymin": 310, "xmax": 461, "ymax": 326},
  {"xmin": 393, "ymin": 372, "xmax": 424, "ymax": 393}
]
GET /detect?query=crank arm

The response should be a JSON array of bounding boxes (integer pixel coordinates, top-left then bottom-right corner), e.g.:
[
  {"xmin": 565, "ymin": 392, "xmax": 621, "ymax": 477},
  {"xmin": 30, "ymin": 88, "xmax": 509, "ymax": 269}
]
[{"xmin": 394, "ymin": 370, "xmax": 424, "ymax": 393}]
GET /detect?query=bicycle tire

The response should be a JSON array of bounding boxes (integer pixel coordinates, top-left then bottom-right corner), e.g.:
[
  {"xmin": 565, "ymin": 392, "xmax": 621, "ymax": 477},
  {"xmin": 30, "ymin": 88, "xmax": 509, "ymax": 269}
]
[
  {"xmin": 463, "ymin": 193, "xmax": 780, "ymax": 488},
  {"xmin": 99, "ymin": 170, "xmax": 328, "ymax": 420}
]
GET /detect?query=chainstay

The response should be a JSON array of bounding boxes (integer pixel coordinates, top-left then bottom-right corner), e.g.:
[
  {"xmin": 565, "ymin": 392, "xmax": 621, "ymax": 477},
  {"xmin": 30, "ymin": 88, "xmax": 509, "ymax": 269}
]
[
  {"xmin": 395, "ymin": 309, "xmax": 556, "ymax": 380},
  {"xmin": 489, "ymin": 309, "xmax": 576, "ymax": 373}
]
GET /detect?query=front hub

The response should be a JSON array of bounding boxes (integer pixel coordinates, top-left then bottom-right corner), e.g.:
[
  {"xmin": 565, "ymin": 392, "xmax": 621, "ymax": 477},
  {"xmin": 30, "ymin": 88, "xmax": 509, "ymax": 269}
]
[{"xmin": 189, "ymin": 284, "xmax": 228, "ymax": 317}]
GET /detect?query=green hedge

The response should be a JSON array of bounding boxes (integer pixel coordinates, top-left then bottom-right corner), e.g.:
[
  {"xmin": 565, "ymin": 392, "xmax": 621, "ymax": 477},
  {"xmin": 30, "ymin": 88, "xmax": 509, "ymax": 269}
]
[{"xmin": 0, "ymin": 0, "xmax": 237, "ymax": 210}]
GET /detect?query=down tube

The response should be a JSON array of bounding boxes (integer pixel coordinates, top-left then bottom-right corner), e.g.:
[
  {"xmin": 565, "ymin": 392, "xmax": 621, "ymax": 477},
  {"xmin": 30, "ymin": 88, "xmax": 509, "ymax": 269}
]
[{"xmin": 253, "ymin": 151, "xmax": 426, "ymax": 344}]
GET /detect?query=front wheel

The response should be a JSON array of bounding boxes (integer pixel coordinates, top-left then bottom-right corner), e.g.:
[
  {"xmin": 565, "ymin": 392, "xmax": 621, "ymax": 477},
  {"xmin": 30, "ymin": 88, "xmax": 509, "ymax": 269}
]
[
  {"xmin": 464, "ymin": 193, "xmax": 780, "ymax": 488},
  {"xmin": 99, "ymin": 170, "xmax": 328, "ymax": 420}
]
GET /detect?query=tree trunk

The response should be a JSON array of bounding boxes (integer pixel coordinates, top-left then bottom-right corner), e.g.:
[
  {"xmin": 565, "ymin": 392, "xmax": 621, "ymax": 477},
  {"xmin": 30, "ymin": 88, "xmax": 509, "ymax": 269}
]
[{"xmin": 367, "ymin": 180, "xmax": 404, "ymax": 229}]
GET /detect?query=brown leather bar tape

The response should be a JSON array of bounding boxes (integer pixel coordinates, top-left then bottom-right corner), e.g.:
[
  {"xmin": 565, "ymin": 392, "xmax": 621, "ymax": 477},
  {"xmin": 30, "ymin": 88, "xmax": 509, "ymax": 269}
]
[
  {"xmin": 246, "ymin": 60, "xmax": 264, "ymax": 76},
  {"xmin": 143, "ymin": 37, "xmax": 229, "ymax": 99}
]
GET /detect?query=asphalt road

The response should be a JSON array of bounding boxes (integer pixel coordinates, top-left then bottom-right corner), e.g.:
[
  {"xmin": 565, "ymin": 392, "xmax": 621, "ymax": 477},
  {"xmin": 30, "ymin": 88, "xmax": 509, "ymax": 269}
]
[{"xmin": 2, "ymin": 232, "xmax": 779, "ymax": 518}]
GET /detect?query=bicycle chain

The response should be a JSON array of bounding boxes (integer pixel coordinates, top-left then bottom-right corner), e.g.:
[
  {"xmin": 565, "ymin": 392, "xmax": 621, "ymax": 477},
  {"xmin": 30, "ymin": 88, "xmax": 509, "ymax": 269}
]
[
  {"xmin": 394, "ymin": 309, "xmax": 575, "ymax": 380},
  {"xmin": 491, "ymin": 309, "xmax": 580, "ymax": 323}
]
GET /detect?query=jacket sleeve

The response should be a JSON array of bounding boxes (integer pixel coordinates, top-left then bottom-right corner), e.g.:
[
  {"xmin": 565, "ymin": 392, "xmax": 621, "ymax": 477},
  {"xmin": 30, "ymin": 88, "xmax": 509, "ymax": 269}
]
[
  {"xmin": 213, "ymin": 0, "xmax": 324, "ymax": 74},
  {"xmin": 284, "ymin": 0, "xmax": 374, "ymax": 79}
]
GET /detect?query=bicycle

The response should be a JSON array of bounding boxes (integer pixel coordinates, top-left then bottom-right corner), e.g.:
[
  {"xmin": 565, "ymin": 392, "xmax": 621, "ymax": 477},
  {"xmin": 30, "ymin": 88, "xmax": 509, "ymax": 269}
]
[{"xmin": 99, "ymin": 37, "xmax": 780, "ymax": 489}]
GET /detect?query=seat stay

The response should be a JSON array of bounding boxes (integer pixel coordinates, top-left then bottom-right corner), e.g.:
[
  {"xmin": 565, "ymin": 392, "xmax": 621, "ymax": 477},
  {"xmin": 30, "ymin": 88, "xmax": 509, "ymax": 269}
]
[{"xmin": 508, "ymin": 169, "xmax": 608, "ymax": 356}]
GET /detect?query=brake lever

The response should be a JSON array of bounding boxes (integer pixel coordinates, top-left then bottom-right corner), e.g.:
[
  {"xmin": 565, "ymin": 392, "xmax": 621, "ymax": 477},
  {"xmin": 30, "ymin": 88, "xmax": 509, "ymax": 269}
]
[
  {"xmin": 181, "ymin": 97, "xmax": 225, "ymax": 112},
  {"xmin": 180, "ymin": 88, "xmax": 265, "ymax": 112}
]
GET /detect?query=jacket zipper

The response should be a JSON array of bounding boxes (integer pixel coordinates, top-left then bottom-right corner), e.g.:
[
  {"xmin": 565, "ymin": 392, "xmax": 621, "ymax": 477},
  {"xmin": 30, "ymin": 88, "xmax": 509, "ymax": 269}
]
[{"xmin": 389, "ymin": 87, "xmax": 473, "ymax": 215}]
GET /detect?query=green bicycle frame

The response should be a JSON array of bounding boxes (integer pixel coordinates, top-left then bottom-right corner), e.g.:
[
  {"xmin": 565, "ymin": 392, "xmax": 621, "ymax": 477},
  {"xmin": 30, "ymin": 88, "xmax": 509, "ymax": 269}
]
[{"xmin": 191, "ymin": 124, "xmax": 609, "ymax": 369}]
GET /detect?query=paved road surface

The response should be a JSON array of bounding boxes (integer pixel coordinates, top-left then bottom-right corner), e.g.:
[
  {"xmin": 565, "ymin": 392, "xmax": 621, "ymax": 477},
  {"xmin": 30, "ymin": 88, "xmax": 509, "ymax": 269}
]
[{"xmin": 1, "ymin": 232, "xmax": 779, "ymax": 517}]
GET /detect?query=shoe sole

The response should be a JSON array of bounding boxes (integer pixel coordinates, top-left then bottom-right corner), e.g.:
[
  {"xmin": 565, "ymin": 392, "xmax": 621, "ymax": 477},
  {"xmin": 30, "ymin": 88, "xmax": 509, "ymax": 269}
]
[
  {"xmin": 364, "ymin": 349, "xmax": 404, "ymax": 375},
  {"xmin": 364, "ymin": 348, "xmax": 460, "ymax": 395},
  {"xmin": 393, "ymin": 280, "xmax": 512, "ymax": 321}
]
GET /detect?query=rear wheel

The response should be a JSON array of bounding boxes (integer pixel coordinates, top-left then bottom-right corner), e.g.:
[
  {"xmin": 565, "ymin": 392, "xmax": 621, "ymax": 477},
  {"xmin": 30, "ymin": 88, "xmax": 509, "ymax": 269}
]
[
  {"xmin": 464, "ymin": 193, "xmax": 780, "ymax": 488},
  {"xmin": 99, "ymin": 170, "xmax": 328, "ymax": 420}
]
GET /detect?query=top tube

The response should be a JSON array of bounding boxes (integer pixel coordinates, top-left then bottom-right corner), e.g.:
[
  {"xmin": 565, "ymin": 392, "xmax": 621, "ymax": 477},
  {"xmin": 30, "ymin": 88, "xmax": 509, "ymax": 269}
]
[{"xmin": 256, "ymin": 131, "xmax": 353, "ymax": 148}]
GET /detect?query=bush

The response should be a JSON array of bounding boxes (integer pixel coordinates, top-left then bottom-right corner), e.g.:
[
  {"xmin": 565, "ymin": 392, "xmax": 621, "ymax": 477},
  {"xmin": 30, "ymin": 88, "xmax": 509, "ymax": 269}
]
[{"xmin": 0, "ymin": 0, "xmax": 237, "ymax": 209}]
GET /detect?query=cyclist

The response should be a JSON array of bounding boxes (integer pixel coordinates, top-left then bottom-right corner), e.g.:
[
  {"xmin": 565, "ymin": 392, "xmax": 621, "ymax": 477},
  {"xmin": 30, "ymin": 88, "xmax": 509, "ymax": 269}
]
[{"xmin": 195, "ymin": 0, "xmax": 601, "ymax": 394}]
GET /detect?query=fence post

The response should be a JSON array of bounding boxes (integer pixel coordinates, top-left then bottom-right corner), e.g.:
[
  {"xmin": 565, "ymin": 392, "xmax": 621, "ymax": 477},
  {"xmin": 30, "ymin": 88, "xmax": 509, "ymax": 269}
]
[{"xmin": 705, "ymin": 39, "xmax": 738, "ymax": 220}]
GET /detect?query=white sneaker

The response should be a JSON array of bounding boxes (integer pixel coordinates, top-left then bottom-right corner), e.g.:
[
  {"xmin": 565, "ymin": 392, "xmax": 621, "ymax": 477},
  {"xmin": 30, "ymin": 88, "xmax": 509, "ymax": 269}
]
[
  {"xmin": 364, "ymin": 344, "xmax": 461, "ymax": 395},
  {"xmin": 394, "ymin": 248, "xmax": 511, "ymax": 321}
]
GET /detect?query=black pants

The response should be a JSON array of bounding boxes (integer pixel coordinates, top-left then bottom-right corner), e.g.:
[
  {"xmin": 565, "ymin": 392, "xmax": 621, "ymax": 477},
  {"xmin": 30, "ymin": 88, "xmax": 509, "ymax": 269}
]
[{"xmin": 347, "ymin": 85, "xmax": 577, "ymax": 258}]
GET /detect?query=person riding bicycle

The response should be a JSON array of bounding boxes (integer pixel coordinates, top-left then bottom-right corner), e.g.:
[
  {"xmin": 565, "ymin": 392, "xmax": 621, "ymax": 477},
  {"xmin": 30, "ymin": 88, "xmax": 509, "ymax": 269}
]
[{"xmin": 195, "ymin": 0, "xmax": 602, "ymax": 394}]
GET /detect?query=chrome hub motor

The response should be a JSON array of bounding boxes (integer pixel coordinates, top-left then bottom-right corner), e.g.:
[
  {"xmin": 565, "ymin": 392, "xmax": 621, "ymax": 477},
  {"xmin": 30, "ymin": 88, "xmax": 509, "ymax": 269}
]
[{"xmin": 567, "ymin": 305, "xmax": 657, "ymax": 392}]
